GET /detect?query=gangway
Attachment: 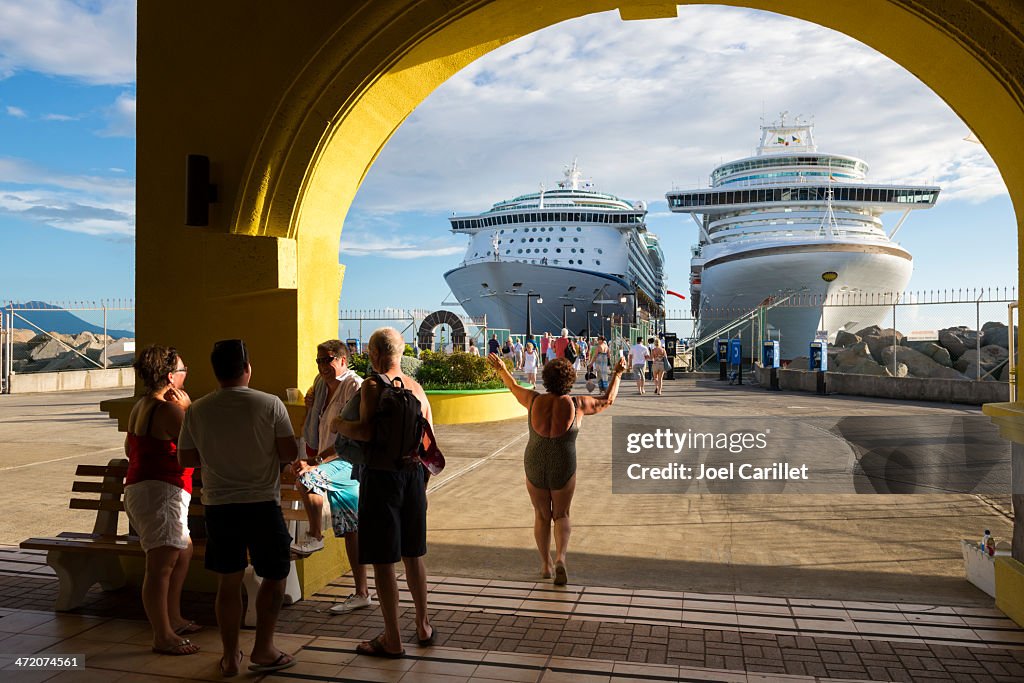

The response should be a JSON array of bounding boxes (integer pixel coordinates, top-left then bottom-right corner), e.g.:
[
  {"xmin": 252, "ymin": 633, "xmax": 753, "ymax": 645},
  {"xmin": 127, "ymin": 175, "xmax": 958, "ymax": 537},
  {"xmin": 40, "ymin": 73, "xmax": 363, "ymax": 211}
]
[{"xmin": 688, "ymin": 295, "xmax": 795, "ymax": 370}]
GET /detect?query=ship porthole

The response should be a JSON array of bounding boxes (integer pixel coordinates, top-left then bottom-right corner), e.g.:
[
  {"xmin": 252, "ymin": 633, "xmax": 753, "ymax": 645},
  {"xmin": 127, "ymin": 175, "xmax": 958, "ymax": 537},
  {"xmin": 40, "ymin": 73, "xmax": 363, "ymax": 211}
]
[{"xmin": 822, "ymin": 271, "xmax": 839, "ymax": 282}]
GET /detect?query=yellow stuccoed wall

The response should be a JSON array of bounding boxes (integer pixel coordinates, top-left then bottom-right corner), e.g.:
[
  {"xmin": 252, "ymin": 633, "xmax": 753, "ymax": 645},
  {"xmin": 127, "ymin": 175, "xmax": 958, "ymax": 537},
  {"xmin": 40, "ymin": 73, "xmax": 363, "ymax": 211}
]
[{"xmin": 136, "ymin": 0, "xmax": 1024, "ymax": 400}]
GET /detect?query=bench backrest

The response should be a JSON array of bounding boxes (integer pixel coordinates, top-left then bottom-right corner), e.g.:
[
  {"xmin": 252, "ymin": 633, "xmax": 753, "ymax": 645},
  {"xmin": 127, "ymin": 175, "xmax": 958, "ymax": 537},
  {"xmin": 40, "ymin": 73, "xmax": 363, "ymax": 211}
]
[{"xmin": 69, "ymin": 459, "xmax": 308, "ymax": 537}]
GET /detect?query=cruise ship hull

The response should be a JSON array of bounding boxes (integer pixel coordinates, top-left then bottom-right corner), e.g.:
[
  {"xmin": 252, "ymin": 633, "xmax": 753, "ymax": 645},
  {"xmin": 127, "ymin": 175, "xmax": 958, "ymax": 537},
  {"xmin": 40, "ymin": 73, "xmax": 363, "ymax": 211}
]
[
  {"xmin": 445, "ymin": 261, "xmax": 635, "ymax": 337},
  {"xmin": 697, "ymin": 244, "xmax": 912, "ymax": 359}
]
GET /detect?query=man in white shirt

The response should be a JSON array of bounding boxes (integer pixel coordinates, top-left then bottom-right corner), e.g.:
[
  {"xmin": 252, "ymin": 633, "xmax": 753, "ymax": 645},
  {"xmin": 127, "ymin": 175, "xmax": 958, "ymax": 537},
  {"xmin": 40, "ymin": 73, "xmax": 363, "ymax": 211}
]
[
  {"xmin": 629, "ymin": 336, "xmax": 651, "ymax": 395},
  {"xmin": 178, "ymin": 339, "xmax": 298, "ymax": 675}
]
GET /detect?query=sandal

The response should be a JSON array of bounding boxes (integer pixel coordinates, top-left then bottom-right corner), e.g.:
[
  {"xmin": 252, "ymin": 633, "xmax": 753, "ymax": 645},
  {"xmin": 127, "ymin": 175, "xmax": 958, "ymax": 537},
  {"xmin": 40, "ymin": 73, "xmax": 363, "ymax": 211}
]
[
  {"xmin": 173, "ymin": 620, "xmax": 202, "ymax": 636},
  {"xmin": 247, "ymin": 652, "xmax": 295, "ymax": 673},
  {"xmin": 355, "ymin": 635, "xmax": 405, "ymax": 659},
  {"xmin": 417, "ymin": 625, "xmax": 437, "ymax": 647},
  {"xmin": 553, "ymin": 561, "xmax": 568, "ymax": 586},
  {"xmin": 220, "ymin": 650, "xmax": 242, "ymax": 678},
  {"xmin": 152, "ymin": 639, "xmax": 199, "ymax": 656}
]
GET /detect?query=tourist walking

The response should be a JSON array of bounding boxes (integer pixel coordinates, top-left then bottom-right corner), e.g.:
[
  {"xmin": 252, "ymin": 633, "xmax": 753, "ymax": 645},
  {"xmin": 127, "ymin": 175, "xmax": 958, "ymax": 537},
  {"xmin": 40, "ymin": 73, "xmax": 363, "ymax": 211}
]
[
  {"xmin": 629, "ymin": 336, "xmax": 651, "ymax": 395},
  {"xmin": 513, "ymin": 337, "xmax": 524, "ymax": 370},
  {"xmin": 650, "ymin": 338, "xmax": 668, "ymax": 395},
  {"xmin": 487, "ymin": 353, "xmax": 626, "ymax": 585},
  {"xmin": 336, "ymin": 327, "xmax": 435, "ymax": 658},
  {"xmin": 290, "ymin": 340, "xmax": 373, "ymax": 614},
  {"xmin": 488, "ymin": 334, "xmax": 500, "ymax": 356},
  {"xmin": 177, "ymin": 339, "xmax": 298, "ymax": 675},
  {"xmin": 589, "ymin": 336, "xmax": 611, "ymax": 391},
  {"xmin": 553, "ymin": 328, "xmax": 571, "ymax": 359},
  {"xmin": 124, "ymin": 345, "xmax": 200, "ymax": 656},
  {"xmin": 522, "ymin": 340, "xmax": 540, "ymax": 386}
]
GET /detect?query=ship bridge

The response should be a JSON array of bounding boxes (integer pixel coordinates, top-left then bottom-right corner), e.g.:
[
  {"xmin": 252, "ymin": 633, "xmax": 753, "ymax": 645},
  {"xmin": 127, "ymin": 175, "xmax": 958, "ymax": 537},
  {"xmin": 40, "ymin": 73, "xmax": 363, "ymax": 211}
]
[{"xmin": 666, "ymin": 184, "xmax": 939, "ymax": 215}]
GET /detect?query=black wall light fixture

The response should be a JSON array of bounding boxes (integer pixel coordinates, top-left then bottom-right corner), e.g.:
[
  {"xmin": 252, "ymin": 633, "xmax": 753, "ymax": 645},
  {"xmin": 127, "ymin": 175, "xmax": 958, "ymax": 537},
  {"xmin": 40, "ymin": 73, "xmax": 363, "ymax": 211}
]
[{"xmin": 185, "ymin": 154, "xmax": 219, "ymax": 226}]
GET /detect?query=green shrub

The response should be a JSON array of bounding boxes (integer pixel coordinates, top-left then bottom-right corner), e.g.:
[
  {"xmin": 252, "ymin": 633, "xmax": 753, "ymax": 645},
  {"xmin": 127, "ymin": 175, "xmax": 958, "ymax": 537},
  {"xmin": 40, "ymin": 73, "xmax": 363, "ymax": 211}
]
[{"xmin": 414, "ymin": 350, "xmax": 509, "ymax": 390}]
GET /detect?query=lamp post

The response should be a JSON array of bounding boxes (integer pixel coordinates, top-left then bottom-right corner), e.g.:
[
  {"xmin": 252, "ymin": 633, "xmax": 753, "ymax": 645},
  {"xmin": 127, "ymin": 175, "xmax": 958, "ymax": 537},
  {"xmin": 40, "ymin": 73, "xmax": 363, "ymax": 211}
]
[
  {"xmin": 587, "ymin": 310, "xmax": 598, "ymax": 340},
  {"xmin": 526, "ymin": 292, "xmax": 543, "ymax": 338},
  {"xmin": 561, "ymin": 304, "xmax": 576, "ymax": 330},
  {"xmin": 619, "ymin": 292, "xmax": 638, "ymax": 337}
]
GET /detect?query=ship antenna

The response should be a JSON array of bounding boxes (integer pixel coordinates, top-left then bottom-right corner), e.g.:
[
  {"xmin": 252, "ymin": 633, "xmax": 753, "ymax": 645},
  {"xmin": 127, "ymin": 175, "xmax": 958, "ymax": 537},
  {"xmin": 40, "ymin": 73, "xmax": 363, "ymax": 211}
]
[
  {"xmin": 538, "ymin": 183, "xmax": 545, "ymax": 209},
  {"xmin": 818, "ymin": 185, "xmax": 839, "ymax": 240}
]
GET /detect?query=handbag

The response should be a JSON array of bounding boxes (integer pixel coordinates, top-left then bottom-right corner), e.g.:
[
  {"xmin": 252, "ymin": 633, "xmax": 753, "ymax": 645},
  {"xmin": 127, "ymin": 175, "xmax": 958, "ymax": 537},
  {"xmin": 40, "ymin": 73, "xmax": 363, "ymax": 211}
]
[
  {"xmin": 584, "ymin": 369, "xmax": 596, "ymax": 380},
  {"xmin": 661, "ymin": 356, "xmax": 672, "ymax": 372}
]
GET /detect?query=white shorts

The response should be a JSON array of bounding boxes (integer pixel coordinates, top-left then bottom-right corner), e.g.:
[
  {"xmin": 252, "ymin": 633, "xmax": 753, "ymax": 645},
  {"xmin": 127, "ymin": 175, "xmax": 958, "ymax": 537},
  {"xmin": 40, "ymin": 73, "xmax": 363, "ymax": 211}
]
[{"xmin": 124, "ymin": 480, "xmax": 191, "ymax": 552}]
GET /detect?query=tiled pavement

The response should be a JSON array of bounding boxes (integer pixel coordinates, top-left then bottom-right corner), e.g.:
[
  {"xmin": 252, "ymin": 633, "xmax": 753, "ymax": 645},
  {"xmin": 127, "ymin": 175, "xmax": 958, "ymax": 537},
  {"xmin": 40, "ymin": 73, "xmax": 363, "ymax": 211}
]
[{"xmin": 2, "ymin": 547, "xmax": 1024, "ymax": 682}]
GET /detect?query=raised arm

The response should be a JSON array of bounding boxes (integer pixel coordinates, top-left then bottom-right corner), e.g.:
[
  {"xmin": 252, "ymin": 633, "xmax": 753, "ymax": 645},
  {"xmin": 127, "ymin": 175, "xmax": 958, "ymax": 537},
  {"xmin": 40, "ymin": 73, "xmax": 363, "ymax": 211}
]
[
  {"xmin": 577, "ymin": 357, "xmax": 627, "ymax": 415},
  {"xmin": 487, "ymin": 352, "xmax": 537, "ymax": 408}
]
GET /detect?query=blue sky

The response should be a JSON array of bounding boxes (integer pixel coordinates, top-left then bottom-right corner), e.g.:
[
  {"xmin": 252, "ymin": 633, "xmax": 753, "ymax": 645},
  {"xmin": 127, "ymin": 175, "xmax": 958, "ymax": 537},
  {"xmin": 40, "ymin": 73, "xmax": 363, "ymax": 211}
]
[{"xmin": 0, "ymin": 2, "xmax": 1017, "ymax": 335}]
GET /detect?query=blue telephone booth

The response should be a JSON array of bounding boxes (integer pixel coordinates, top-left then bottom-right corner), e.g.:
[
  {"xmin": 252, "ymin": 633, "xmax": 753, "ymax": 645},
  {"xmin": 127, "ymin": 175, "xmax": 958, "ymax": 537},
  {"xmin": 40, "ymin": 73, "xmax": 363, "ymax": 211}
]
[
  {"xmin": 762, "ymin": 341, "xmax": 780, "ymax": 369},
  {"xmin": 809, "ymin": 341, "xmax": 828, "ymax": 371}
]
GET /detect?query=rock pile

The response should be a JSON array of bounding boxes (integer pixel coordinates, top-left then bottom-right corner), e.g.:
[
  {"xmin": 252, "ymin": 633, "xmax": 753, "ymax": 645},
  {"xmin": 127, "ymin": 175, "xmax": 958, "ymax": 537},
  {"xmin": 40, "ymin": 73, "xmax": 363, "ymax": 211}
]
[
  {"xmin": 826, "ymin": 322, "xmax": 1016, "ymax": 380},
  {"xmin": 6, "ymin": 329, "xmax": 135, "ymax": 374}
]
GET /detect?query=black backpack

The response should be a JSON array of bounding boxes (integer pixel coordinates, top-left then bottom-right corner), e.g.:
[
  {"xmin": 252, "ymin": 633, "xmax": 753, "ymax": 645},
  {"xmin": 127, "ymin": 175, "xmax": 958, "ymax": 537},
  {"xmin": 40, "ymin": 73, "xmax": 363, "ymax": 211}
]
[
  {"xmin": 564, "ymin": 341, "xmax": 577, "ymax": 363},
  {"xmin": 365, "ymin": 373, "xmax": 426, "ymax": 471}
]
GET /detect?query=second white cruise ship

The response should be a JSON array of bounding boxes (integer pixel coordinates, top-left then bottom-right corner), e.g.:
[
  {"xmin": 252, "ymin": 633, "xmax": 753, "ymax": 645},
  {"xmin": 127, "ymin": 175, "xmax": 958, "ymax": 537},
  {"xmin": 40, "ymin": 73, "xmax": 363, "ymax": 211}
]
[
  {"xmin": 666, "ymin": 115, "xmax": 940, "ymax": 358},
  {"xmin": 445, "ymin": 163, "xmax": 666, "ymax": 337}
]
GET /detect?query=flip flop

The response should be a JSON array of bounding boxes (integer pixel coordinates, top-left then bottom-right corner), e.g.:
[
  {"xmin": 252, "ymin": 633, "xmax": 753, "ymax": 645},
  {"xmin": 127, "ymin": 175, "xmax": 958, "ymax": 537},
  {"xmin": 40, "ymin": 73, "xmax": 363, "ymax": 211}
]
[
  {"xmin": 355, "ymin": 635, "xmax": 405, "ymax": 659},
  {"xmin": 219, "ymin": 650, "xmax": 242, "ymax": 678},
  {"xmin": 151, "ymin": 638, "xmax": 199, "ymax": 656},
  {"xmin": 247, "ymin": 652, "xmax": 295, "ymax": 673},
  {"xmin": 173, "ymin": 620, "xmax": 202, "ymax": 635},
  {"xmin": 554, "ymin": 562, "xmax": 568, "ymax": 586},
  {"xmin": 417, "ymin": 626, "xmax": 437, "ymax": 647}
]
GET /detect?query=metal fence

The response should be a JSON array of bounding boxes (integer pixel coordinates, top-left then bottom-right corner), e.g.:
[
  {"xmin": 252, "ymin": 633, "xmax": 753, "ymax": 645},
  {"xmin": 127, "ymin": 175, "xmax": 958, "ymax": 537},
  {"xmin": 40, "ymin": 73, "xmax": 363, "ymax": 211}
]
[
  {"xmin": 338, "ymin": 308, "xmax": 488, "ymax": 352},
  {"xmin": 1, "ymin": 300, "xmax": 136, "ymax": 393},
  {"xmin": 665, "ymin": 288, "xmax": 1017, "ymax": 381}
]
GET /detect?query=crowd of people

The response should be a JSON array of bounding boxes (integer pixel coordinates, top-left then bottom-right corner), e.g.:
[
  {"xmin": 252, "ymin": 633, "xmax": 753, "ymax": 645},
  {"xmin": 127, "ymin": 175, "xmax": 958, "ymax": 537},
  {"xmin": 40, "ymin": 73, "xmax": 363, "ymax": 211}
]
[{"xmin": 121, "ymin": 325, "xmax": 661, "ymax": 671}]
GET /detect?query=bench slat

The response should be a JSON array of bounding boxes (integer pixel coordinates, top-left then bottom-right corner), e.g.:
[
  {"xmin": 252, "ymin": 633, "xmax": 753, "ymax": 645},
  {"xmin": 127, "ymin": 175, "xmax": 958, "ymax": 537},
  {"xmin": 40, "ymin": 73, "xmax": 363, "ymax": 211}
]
[
  {"xmin": 75, "ymin": 464, "xmax": 129, "ymax": 477},
  {"xmin": 72, "ymin": 481, "xmax": 126, "ymax": 495}
]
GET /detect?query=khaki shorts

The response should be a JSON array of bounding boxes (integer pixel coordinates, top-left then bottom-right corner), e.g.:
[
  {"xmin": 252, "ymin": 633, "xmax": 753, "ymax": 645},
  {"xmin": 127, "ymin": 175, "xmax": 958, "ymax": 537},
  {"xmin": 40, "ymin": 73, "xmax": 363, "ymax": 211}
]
[{"xmin": 124, "ymin": 480, "xmax": 191, "ymax": 552}]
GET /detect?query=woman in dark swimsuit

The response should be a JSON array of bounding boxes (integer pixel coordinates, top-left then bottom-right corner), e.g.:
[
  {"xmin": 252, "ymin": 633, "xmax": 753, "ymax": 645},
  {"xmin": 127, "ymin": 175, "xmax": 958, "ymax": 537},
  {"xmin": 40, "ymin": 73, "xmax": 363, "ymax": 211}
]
[{"xmin": 488, "ymin": 353, "xmax": 626, "ymax": 585}]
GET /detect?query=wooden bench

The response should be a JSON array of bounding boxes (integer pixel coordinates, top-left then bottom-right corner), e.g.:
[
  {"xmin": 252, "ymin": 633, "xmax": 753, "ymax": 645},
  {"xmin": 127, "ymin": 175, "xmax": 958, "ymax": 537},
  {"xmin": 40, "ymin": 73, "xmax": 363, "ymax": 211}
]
[{"xmin": 20, "ymin": 458, "xmax": 327, "ymax": 625}]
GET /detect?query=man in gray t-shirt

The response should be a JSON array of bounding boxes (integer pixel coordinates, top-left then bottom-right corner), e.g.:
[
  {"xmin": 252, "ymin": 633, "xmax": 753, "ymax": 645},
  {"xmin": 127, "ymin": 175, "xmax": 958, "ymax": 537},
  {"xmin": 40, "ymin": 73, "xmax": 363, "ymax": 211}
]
[{"xmin": 177, "ymin": 339, "xmax": 298, "ymax": 675}]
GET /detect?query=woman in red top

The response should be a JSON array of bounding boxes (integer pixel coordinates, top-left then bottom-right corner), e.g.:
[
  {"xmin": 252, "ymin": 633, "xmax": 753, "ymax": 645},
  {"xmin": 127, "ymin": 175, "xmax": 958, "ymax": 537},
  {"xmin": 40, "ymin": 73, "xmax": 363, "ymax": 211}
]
[{"xmin": 124, "ymin": 345, "xmax": 199, "ymax": 656}]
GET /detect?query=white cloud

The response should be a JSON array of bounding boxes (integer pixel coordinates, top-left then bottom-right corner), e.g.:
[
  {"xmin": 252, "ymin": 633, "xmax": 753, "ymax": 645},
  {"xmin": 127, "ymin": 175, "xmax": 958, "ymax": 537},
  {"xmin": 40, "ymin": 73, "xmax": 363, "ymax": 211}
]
[
  {"xmin": 6, "ymin": 105, "xmax": 26, "ymax": 118},
  {"xmin": 0, "ymin": 1, "xmax": 135, "ymax": 85},
  {"xmin": 351, "ymin": 6, "xmax": 1007, "ymax": 220},
  {"xmin": 43, "ymin": 113, "xmax": 77, "ymax": 121},
  {"xmin": 0, "ymin": 157, "xmax": 134, "ymax": 237},
  {"xmin": 97, "ymin": 92, "xmax": 135, "ymax": 137},
  {"xmin": 340, "ymin": 217, "xmax": 463, "ymax": 260}
]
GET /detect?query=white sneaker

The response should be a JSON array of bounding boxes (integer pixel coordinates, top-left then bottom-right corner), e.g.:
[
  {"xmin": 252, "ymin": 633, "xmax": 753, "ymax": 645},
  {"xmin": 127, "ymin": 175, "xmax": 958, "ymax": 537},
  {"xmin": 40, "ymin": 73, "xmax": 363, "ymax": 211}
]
[
  {"xmin": 329, "ymin": 593, "xmax": 374, "ymax": 614},
  {"xmin": 290, "ymin": 533, "xmax": 325, "ymax": 556}
]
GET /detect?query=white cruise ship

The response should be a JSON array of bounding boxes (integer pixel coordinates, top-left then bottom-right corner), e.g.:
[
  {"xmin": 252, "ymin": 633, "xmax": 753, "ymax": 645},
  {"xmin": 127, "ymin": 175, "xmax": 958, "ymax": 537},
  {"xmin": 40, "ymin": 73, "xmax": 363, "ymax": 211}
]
[
  {"xmin": 666, "ymin": 115, "xmax": 939, "ymax": 358},
  {"xmin": 445, "ymin": 162, "xmax": 666, "ymax": 337}
]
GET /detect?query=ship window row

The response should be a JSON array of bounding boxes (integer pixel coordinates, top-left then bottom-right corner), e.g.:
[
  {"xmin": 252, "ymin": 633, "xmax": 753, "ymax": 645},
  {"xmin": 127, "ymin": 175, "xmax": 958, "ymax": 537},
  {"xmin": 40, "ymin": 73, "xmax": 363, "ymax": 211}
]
[
  {"xmin": 503, "ymin": 256, "xmax": 602, "ymax": 267},
  {"xmin": 718, "ymin": 171, "xmax": 857, "ymax": 186},
  {"xmin": 452, "ymin": 211, "xmax": 643, "ymax": 230},
  {"xmin": 669, "ymin": 187, "xmax": 937, "ymax": 208},
  {"xmin": 711, "ymin": 156, "xmax": 866, "ymax": 183},
  {"xmin": 499, "ymin": 237, "xmax": 584, "ymax": 244}
]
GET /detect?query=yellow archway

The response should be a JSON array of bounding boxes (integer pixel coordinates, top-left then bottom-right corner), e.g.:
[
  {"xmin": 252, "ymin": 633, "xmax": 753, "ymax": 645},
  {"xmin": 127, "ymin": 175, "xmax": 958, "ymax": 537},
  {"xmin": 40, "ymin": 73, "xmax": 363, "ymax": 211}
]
[{"xmin": 136, "ymin": 0, "xmax": 1024, "ymax": 396}]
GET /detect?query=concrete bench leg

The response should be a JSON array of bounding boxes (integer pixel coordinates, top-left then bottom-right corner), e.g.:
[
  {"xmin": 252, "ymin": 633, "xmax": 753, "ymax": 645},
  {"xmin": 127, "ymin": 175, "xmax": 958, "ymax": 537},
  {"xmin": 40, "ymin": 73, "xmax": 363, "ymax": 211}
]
[
  {"xmin": 47, "ymin": 550, "xmax": 126, "ymax": 611},
  {"xmin": 241, "ymin": 561, "xmax": 301, "ymax": 628}
]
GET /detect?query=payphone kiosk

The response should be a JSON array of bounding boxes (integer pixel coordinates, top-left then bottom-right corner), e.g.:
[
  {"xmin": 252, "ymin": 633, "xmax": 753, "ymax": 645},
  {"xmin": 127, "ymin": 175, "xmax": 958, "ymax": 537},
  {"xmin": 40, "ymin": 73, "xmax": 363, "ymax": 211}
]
[
  {"xmin": 663, "ymin": 332, "xmax": 678, "ymax": 380},
  {"xmin": 716, "ymin": 339, "xmax": 729, "ymax": 381},
  {"xmin": 762, "ymin": 340, "xmax": 780, "ymax": 390},
  {"xmin": 728, "ymin": 338, "xmax": 743, "ymax": 385},
  {"xmin": 809, "ymin": 340, "xmax": 827, "ymax": 394}
]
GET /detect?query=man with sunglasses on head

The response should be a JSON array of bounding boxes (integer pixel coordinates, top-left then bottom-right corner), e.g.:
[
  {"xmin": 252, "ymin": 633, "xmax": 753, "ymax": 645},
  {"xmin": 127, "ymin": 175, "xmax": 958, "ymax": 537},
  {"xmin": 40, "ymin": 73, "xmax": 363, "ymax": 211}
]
[
  {"xmin": 290, "ymin": 340, "xmax": 373, "ymax": 615},
  {"xmin": 177, "ymin": 339, "xmax": 298, "ymax": 676}
]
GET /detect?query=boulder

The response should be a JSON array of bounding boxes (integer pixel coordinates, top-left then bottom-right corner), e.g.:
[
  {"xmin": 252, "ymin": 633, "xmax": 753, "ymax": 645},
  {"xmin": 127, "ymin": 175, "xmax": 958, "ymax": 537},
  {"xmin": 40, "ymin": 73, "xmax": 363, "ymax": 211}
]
[
  {"xmin": 903, "ymin": 341, "xmax": 953, "ymax": 367},
  {"xmin": 12, "ymin": 328, "xmax": 35, "ymax": 343},
  {"xmin": 840, "ymin": 357, "xmax": 892, "ymax": 376},
  {"xmin": 980, "ymin": 323, "xmax": 1017, "ymax": 350},
  {"xmin": 835, "ymin": 341, "xmax": 871, "ymax": 368},
  {"xmin": 28, "ymin": 338, "xmax": 73, "ymax": 361},
  {"xmin": 865, "ymin": 329, "xmax": 903, "ymax": 364},
  {"xmin": 834, "ymin": 330, "xmax": 861, "ymax": 348},
  {"xmin": 881, "ymin": 345, "xmax": 966, "ymax": 380},
  {"xmin": 955, "ymin": 345, "xmax": 1010, "ymax": 380},
  {"xmin": 854, "ymin": 325, "xmax": 883, "ymax": 338},
  {"xmin": 938, "ymin": 327, "xmax": 978, "ymax": 361}
]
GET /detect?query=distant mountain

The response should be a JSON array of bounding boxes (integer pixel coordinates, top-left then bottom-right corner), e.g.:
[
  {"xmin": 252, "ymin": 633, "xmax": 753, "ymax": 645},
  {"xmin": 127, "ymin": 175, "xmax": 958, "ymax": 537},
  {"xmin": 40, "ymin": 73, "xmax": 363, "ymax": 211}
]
[{"xmin": 2, "ymin": 301, "xmax": 134, "ymax": 338}]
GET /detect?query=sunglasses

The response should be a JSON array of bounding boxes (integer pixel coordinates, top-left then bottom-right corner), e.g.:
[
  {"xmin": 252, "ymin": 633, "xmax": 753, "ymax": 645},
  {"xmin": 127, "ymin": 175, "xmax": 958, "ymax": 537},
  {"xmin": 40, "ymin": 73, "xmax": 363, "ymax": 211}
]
[
  {"xmin": 315, "ymin": 355, "xmax": 337, "ymax": 365},
  {"xmin": 172, "ymin": 367, "xmax": 188, "ymax": 374}
]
